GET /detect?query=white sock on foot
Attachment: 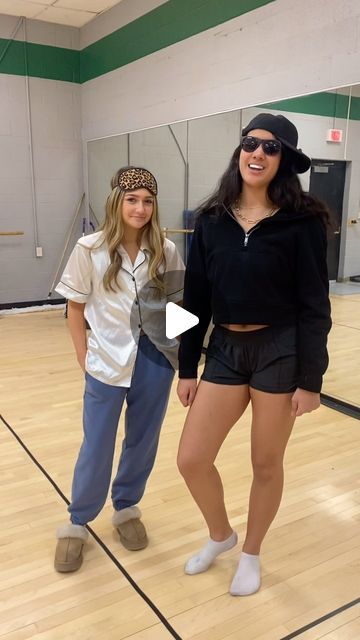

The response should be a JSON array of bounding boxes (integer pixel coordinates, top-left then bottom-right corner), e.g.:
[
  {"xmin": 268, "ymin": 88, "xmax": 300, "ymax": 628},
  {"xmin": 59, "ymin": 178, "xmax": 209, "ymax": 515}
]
[
  {"xmin": 229, "ymin": 551, "xmax": 261, "ymax": 596},
  {"xmin": 185, "ymin": 531, "xmax": 238, "ymax": 575}
]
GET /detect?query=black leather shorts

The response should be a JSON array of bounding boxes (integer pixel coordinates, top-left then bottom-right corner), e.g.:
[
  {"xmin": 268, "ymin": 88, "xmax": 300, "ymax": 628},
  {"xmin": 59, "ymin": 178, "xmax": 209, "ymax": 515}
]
[{"xmin": 201, "ymin": 324, "xmax": 298, "ymax": 393}]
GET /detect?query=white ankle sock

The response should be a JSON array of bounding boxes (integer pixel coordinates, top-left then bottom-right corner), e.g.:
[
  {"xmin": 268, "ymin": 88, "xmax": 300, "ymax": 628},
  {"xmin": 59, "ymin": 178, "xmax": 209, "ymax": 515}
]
[
  {"xmin": 229, "ymin": 551, "xmax": 261, "ymax": 596},
  {"xmin": 185, "ymin": 531, "xmax": 238, "ymax": 575}
]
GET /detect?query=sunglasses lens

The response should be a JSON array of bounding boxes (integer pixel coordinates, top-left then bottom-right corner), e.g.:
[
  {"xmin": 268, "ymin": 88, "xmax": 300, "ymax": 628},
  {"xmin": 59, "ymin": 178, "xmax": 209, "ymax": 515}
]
[
  {"xmin": 241, "ymin": 136, "xmax": 258, "ymax": 152},
  {"xmin": 241, "ymin": 136, "xmax": 281, "ymax": 156},
  {"xmin": 263, "ymin": 140, "xmax": 281, "ymax": 155}
]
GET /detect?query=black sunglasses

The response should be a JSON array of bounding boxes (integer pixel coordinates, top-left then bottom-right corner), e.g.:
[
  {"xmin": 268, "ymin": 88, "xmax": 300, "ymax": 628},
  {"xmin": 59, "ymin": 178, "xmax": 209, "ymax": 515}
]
[{"xmin": 240, "ymin": 135, "xmax": 282, "ymax": 156}]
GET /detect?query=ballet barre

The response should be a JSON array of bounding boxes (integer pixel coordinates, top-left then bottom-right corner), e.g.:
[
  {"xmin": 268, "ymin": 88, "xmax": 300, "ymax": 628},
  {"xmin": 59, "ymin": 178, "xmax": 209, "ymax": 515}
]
[
  {"xmin": 162, "ymin": 227, "xmax": 194, "ymax": 236},
  {"xmin": 0, "ymin": 231, "xmax": 24, "ymax": 236}
]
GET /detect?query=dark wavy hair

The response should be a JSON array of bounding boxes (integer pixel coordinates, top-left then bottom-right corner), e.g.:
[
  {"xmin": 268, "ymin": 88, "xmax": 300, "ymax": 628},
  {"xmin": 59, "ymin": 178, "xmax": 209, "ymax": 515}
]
[{"xmin": 196, "ymin": 144, "xmax": 332, "ymax": 226}]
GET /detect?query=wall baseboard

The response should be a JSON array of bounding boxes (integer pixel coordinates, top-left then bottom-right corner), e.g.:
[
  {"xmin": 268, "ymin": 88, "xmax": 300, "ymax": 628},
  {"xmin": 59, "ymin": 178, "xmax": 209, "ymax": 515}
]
[{"xmin": 0, "ymin": 298, "xmax": 65, "ymax": 311}]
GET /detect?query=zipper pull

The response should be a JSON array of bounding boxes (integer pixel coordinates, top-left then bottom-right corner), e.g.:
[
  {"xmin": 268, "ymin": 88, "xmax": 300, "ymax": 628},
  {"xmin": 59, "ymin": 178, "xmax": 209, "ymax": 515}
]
[{"xmin": 244, "ymin": 233, "xmax": 249, "ymax": 247}]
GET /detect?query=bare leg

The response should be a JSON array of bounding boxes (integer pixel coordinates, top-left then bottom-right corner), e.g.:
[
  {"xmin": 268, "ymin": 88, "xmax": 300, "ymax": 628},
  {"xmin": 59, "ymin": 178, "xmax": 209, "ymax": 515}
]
[
  {"xmin": 230, "ymin": 388, "xmax": 295, "ymax": 596},
  {"xmin": 243, "ymin": 388, "xmax": 295, "ymax": 554},
  {"xmin": 177, "ymin": 380, "xmax": 250, "ymax": 541}
]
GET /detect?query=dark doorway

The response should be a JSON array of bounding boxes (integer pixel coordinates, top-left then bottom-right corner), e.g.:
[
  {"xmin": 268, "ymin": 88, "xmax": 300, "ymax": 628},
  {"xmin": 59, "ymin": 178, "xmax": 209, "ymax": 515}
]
[{"xmin": 309, "ymin": 159, "xmax": 347, "ymax": 280}]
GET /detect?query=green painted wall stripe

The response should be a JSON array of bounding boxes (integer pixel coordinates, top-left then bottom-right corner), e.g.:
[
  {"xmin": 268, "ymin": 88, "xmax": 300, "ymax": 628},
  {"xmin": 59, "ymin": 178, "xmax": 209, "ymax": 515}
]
[
  {"xmin": 0, "ymin": 6, "xmax": 359, "ymax": 126},
  {"xmin": 0, "ymin": 0, "xmax": 274, "ymax": 83},
  {"xmin": 0, "ymin": 38, "xmax": 80, "ymax": 82},
  {"xmin": 80, "ymin": 0, "xmax": 275, "ymax": 82},
  {"xmin": 260, "ymin": 92, "xmax": 360, "ymax": 121}
]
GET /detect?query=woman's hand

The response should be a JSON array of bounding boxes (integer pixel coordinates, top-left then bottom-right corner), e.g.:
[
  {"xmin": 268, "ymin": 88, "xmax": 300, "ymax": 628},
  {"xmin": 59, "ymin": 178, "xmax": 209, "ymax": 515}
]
[
  {"xmin": 291, "ymin": 388, "xmax": 321, "ymax": 417},
  {"xmin": 77, "ymin": 351, "xmax": 86, "ymax": 373},
  {"xmin": 67, "ymin": 301, "xmax": 87, "ymax": 374},
  {"xmin": 177, "ymin": 378, "xmax": 198, "ymax": 407}
]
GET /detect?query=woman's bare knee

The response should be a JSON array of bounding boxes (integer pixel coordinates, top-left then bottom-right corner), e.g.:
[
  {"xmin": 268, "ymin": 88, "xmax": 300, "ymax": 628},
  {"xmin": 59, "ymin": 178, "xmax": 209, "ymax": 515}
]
[
  {"xmin": 177, "ymin": 449, "xmax": 209, "ymax": 479},
  {"xmin": 252, "ymin": 455, "xmax": 284, "ymax": 483},
  {"xmin": 177, "ymin": 450, "xmax": 193, "ymax": 477}
]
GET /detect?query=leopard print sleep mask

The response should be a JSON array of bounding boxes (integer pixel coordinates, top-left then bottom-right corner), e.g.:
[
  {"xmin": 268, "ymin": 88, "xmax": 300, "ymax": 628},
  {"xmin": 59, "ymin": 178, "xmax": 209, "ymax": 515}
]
[{"xmin": 117, "ymin": 168, "xmax": 158, "ymax": 195}]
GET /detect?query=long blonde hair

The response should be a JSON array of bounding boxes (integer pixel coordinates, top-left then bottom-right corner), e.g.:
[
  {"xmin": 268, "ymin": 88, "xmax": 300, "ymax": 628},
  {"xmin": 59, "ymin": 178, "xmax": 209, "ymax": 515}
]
[{"xmin": 97, "ymin": 167, "xmax": 165, "ymax": 293}]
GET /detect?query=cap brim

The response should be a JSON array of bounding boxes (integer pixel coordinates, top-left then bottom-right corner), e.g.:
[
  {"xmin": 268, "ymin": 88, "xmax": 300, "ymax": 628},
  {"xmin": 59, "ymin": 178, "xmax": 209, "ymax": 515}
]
[{"xmin": 277, "ymin": 137, "xmax": 311, "ymax": 173}]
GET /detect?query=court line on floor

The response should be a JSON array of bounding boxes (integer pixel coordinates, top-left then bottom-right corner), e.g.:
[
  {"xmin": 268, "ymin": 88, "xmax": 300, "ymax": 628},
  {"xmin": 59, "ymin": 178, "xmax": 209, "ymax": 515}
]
[
  {"xmin": 2, "ymin": 398, "xmax": 360, "ymax": 640},
  {"xmin": 279, "ymin": 597, "xmax": 360, "ymax": 639},
  {"xmin": 0, "ymin": 413, "xmax": 183, "ymax": 640}
]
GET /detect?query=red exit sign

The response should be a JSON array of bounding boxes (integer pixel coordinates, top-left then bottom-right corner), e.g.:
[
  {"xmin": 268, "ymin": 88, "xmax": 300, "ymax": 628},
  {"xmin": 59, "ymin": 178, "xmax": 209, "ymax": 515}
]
[{"xmin": 326, "ymin": 129, "xmax": 343, "ymax": 142}]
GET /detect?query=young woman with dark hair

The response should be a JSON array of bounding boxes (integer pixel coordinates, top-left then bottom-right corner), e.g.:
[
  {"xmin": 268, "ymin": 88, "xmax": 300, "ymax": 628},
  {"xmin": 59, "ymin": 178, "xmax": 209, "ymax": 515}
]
[{"xmin": 177, "ymin": 113, "xmax": 332, "ymax": 596}]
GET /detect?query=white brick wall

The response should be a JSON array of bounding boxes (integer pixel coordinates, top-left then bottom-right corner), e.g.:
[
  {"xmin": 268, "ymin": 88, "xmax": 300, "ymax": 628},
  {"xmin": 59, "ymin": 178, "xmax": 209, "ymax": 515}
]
[
  {"xmin": 1, "ymin": 0, "xmax": 360, "ymax": 303},
  {"xmin": 82, "ymin": 0, "xmax": 360, "ymax": 281},
  {"xmin": 81, "ymin": 0, "xmax": 360, "ymax": 141},
  {"xmin": 0, "ymin": 73, "xmax": 83, "ymax": 304}
]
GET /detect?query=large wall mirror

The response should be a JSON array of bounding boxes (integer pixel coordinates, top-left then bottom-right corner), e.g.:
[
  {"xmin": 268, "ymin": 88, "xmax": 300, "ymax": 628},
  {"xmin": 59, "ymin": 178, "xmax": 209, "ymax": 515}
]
[{"xmin": 87, "ymin": 85, "xmax": 360, "ymax": 409}]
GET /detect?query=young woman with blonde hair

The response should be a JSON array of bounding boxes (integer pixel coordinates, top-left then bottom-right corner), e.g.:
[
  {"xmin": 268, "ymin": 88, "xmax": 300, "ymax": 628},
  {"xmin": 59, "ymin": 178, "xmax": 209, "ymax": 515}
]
[{"xmin": 54, "ymin": 166, "xmax": 184, "ymax": 572}]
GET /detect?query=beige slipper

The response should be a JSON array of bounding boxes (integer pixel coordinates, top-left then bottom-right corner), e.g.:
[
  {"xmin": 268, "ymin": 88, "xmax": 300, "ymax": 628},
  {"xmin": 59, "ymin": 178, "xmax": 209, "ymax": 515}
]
[
  {"xmin": 54, "ymin": 523, "xmax": 88, "ymax": 572},
  {"xmin": 112, "ymin": 506, "xmax": 148, "ymax": 551}
]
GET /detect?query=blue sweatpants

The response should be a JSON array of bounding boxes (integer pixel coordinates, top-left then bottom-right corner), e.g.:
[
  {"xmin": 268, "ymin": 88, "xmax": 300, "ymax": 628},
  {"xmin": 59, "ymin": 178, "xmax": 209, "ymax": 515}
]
[{"xmin": 69, "ymin": 336, "xmax": 174, "ymax": 525}]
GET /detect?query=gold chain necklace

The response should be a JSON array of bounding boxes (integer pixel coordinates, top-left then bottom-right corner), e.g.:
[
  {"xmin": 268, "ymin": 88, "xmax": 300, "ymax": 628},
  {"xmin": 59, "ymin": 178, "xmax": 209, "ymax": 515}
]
[
  {"xmin": 233, "ymin": 205, "xmax": 276, "ymax": 224},
  {"xmin": 235, "ymin": 204, "xmax": 265, "ymax": 210}
]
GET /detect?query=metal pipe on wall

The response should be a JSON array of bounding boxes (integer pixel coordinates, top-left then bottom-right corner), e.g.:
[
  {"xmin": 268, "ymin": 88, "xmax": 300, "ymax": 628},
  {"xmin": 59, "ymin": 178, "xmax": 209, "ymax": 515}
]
[
  {"xmin": 48, "ymin": 193, "xmax": 85, "ymax": 297},
  {"xmin": 344, "ymin": 86, "xmax": 352, "ymax": 160},
  {"xmin": 23, "ymin": 17, "xmax": 41, "ymax": 256},
  {"xmin": 168, "ymin": 123, "xmax": 190, "ymax": 258},
  {"xmin": 168, "ymin": 124, "xmax": 188, "ymax": 212}
]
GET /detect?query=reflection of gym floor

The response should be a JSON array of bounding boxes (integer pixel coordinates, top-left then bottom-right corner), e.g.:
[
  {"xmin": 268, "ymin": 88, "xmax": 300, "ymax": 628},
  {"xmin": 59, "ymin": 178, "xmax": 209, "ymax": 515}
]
[
  {"xmin": 1, "ymin": 310, "xmax": 360, "ymax": 640},
  {"xmin": 330, "ymin": 282, "xmax": 360, "ymax": 296},
  {"xmin": 324, "ymin": 292, "xmax": 360, "ymax": 407}
]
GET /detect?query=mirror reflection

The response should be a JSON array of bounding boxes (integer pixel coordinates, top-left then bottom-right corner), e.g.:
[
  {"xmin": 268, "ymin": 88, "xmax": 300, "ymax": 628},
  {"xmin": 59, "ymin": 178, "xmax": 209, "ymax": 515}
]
[{"xmin": 87, "ymin": 85, "xmax": 360, "ymax": 408}]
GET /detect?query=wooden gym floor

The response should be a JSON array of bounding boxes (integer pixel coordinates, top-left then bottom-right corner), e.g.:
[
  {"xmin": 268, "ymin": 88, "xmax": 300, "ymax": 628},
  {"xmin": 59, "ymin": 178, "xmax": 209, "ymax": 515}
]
[{"xmin": 0, "ymin": 293, "xmax": 359, "ymax": 640}]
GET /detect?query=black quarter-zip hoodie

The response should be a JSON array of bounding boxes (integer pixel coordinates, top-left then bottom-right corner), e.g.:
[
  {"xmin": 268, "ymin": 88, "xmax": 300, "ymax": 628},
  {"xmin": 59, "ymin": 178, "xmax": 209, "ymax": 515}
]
[{"xmin": 178, "ymin": 206, "xmax": 332, "ymax": 393}]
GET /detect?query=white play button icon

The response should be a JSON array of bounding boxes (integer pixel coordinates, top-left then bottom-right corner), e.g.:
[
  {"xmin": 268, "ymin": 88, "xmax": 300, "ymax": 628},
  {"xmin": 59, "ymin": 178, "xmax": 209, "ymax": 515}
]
[{"xmin": 166, "ymin": 302, "xmax": 199, "ymax": 339}]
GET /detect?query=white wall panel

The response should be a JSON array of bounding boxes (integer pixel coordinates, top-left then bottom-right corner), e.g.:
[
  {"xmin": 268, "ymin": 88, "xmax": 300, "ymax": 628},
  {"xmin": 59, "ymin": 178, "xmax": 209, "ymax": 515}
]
[
  {"xmin": 82, "ymin": 0, "xmax": 360, "ymax": 142},
  {"xmin": 0, "ymin": 74, "xmax": 83, "ymax": 304}
]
